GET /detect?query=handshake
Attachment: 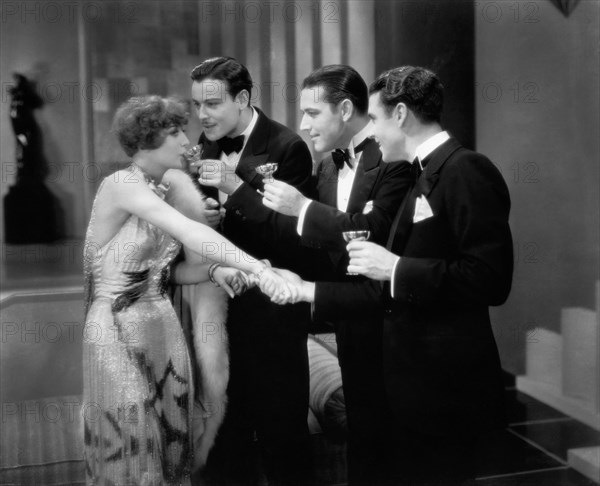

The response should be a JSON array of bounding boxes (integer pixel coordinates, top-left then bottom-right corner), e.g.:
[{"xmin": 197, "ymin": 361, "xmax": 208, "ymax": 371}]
[
  {"xmin": 255, "ymin": 267, "xmax": 313, "ymax": 305},
  {"xmin": 213, "ymin": 238, "xmax": 395, "ymax": 302},
  {"xmin": 213, "ymin": 264, "xmax": 312, "ymax": 305}
]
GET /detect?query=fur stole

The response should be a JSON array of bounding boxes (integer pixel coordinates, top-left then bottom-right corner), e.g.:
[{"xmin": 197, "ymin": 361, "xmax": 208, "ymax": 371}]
[{"xmin": 165, "ymin": 170, "xmax": 229, "ymax": 471}]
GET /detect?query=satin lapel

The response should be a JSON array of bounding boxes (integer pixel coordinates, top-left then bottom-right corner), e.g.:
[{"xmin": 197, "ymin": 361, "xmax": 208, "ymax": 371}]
[
  {"xmin": 416, "ymin": 137, "xmax": 461, "ymax": 197},
  {"xmin": 346, "ymin": 140, "xmax": 381, "ymax": 213},
  {"xmin": 313, "ymin": 155, "xmax": 342, "ymax": 270},
  {"xmin": 316, "ymin": 156, "xmax": 339, "ymax": 208},
  {"xmin": 236, "ymin": 154, "xmax": 270, "ymax": 188},
  {"xmin": 235, "ymin": 108, "xmax": 271, "ymax": 187},
  {"xmin": 386, "ymin": 183, "xmax": 418, "ymax": 252},
  {"xmin": 386, "ymin": 138, "xmax": 462, "ymax": 252}
]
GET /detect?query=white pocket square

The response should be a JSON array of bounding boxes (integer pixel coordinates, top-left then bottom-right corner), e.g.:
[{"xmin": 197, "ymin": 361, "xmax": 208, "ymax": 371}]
[
  {"xmin": 363, "ymin": 200, "xmax": 374, "ymax": 214},
  {"xmin": 413, "ymin": 195, "xmax": 434, "ymax": 223}
]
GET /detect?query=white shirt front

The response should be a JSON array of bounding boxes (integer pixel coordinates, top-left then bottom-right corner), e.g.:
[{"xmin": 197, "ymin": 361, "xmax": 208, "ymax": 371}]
[
  {"xmin": 297, "ymin": 122, "xmax": 374, "ymax": 234},
  {"xmin": 218, "ymin": 107, "xmax": 259, "ymax": 204}
]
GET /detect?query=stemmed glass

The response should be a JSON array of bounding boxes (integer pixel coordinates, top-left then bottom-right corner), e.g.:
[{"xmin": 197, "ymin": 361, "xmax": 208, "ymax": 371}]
[
  {"xmin": 255, "ymin": 163, "xmax": 279, "ymax": 195},
  {"xmin": 183, "ymin": 144, "xmax": 203, "ymax": 174},
  {"xmin": 342, "ymin": 230, "xmax": 371, "ymax": 275},
  {"xmin": 255, "ymin": 163, "xmax": 279, "ymax": 181}
]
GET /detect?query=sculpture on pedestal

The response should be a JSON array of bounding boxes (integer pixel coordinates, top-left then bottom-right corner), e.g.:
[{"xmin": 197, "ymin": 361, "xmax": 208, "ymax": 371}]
[{"xmin": 4, "ymin": 73, "xmax": 63, "ymax": 243}]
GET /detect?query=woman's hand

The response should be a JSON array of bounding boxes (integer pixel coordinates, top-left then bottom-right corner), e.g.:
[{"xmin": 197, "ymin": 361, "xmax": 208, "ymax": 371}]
[
  {"xmin": 257, "ymin": 267, "xmax": 298, "ymax": 305},
  {"xmin": 213, "ymin": 266, "xmax": 254, "ymax": 298}
]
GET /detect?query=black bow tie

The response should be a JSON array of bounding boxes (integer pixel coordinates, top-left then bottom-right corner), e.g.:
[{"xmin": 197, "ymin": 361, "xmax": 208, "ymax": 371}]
[
  {"xmin": 217, "ymin": 135, "xmax": 245, "ymax": 155},
  {"xmin": 332, "ymin": 137, "xmax": 371, "ymax": 170},
  {"xmin": 412, "ymin": 157, "xmax": 423, "ymax": 181}
]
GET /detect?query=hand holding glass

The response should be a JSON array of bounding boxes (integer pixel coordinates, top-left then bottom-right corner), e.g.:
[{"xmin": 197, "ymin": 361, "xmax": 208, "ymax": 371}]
[
  {"xmin": 256, "ymin": 163, "xmax": 278, "ymax": 195},
  {"xmin": 342, "ymin": 230, "xmax": 371, "ymax": 275},
  {"xmin": 183, "ymin": 145, "xmax": 203, "ymax": 173},
  {"xmin": 256, "ymin": 163, "xmax": 278, "ymax": 180}
]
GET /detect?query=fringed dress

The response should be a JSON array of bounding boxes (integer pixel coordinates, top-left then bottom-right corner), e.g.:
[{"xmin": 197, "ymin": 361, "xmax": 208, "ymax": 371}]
[{"xmin": 82, "ymin": 166, "xmax": 194, "ymax": 485}]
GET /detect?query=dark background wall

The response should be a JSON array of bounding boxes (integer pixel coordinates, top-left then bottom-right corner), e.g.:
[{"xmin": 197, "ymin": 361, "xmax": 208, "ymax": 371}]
[
  {"xmin": 375, "ymin": 0, "xmax": 475, "ymax": 150},
  {"xmin": 476, "ymin": 0, "xmax": 599, "ymax": 374},
  {"xmin": 0, "ymin": 3, "xmax": 84, "ymax": 238}
]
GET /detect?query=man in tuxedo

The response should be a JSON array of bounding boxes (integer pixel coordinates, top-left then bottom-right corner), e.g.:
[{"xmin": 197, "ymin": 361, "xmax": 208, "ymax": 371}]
[
  {"xmin": 284, "ymin": 66, "xmax": 513, "ymax": 484},
  {"xmin": 189, "ymin": 56, "xmax": 314, "ymax": 485},
  {"xmin": 261, "ymin": 64, "xmax": 412, "ymax": 484}
]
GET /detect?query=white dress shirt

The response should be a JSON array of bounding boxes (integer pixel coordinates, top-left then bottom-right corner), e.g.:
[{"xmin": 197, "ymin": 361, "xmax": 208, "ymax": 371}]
[
  {"xmin": 297, "ymin": 122, "xmax": 375, "ymax": 234},
  {"xmin": 390, "ymin": 131, "xmax": 450, "ymax": 298},
  {"xmin": 218, "ymin": 107, "xmax": 259, "ymax": 204}
]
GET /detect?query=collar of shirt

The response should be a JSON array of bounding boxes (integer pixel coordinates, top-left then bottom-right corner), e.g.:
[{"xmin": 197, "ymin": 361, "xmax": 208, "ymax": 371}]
[
  {"xmin": 414, "ymin": 130, "xmax": 450, "ymax": 169},
  {"xmin": 347, "ymin": 121, "xmax": 375, "ymax": 160},
  {"xmin": 339, "ymin": 121, "xmax": 375, "ymax": 172},
  {"xmin": 218, "ymin": 107, "xmax": 259, "ymax": 205},
  {"xmin": 237, "ymin": 106, "xmax": 259, "ymax": 154},
  {"xmin": 336, "ymin": 124, "xmax": 374, "ymax": 208}
]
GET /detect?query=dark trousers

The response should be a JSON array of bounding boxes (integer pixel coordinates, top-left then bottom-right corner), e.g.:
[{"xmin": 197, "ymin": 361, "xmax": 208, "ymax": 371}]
[
  {"xmin": 336, "ymin": 315, "xmax": 484, "ymax": 486},
  {"xmin": 335, "ymin": 319, "xmax": 392, "ymax": 486},
  {"xmin": 201, "ymin": 289, "xmax": 313, "ymax": 486}
]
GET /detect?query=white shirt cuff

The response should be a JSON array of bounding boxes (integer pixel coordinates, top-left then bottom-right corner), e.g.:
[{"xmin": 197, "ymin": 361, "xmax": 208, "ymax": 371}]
[
  {"xmin": 297, "ymin": 200, "xmax": 313, "ymax": 235},
  {"xmin": 390, "ymin": 256, "xmax": 401, "ymax": 298}
]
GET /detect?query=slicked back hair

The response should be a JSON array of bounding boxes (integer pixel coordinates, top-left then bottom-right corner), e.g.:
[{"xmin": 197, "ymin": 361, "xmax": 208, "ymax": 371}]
[
  {"xmin": 369, "ymin": 66, "xmax": 443, "ymax": 123},
  {"xmin": 302, "ymin": 64, "xmax": 368, "ymax": 115},
  {"xmin": 190, "ymin": 56, "xmax": 253, "ymax": 100}
]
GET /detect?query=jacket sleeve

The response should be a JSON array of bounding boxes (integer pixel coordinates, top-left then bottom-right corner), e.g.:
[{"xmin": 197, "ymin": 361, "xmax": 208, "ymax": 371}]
[
  {"xmin": 392, "ymin": 155, "xmax": 513, "ymax": 307},
  {"xmin": 302, "ymin": 161, "xmax": 412, "ymax": 249},
  {"xmin": 223, "ymin": 136, "xmax": 314, "ymax": 245},
  {"xmin": 314, "ymin": 279, "xmax": 384, "ymax": 321}
]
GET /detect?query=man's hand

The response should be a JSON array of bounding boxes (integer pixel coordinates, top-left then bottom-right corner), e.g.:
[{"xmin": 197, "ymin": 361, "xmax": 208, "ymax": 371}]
[
  {"xmin": 271, "ymin": 268, "xmax": 316, "ymax": 304},
  {"xmin": 193, "ymin": 159, "xmax": 243, "ymax": 195},
  {"xmin": 347, "ymin": 241, "xmax": 398, "ymax": 281},
  {"xmin": 262, "ymin": 180, "xmax": 309, "ymax": 217},
  {"xmin": 203, "ymin": 197, "xmax": 223, "ymax": 229},
  {"xmin": 257, "ymin": 267, "xmax": 298, "ymax": 305},
  {"xmin": 213, "ymin": 267, "xmax": 254, "ymax": 298}
]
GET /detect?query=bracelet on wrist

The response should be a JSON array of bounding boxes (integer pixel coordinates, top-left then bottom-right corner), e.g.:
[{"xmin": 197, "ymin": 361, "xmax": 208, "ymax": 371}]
[{"xmin": 208, "ymin": 263, "xmax": 221, "ymax": 287}]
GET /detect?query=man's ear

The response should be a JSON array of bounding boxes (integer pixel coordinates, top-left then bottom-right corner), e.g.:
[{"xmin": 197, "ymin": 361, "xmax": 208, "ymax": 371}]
[
  {"xmin": 340, "ymin": 99, "xmax": 354, "ymax": 122},
  {"xmin": 395, "ymin": 102, "xmax": 408, "ymax": 127},
  {"xmin": 236, "ymin": 89, "xmax": 250, "ymax": 109}
]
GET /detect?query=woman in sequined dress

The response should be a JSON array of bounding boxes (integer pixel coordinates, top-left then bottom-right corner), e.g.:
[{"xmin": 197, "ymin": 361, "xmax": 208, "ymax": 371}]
[{"xmin": 82, "ymin": 95, "xmax": 288, "ymax": 485}]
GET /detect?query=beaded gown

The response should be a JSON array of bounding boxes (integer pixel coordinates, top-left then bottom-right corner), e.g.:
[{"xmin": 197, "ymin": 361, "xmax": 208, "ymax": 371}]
[{"xmin": 82, "ymin": 166, "xmax": 194, "ymax": 485}]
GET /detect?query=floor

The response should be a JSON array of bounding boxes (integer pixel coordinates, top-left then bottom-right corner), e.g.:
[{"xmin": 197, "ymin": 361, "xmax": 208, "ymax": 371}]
[
  {"xmin": 473, "ymin": 380, "xmax": 599, "ymax": 486},
  {"xmin": 311, "ymin": 380, "xmax": 600, "ymax": 486},
  {"xmin": 1, "ymin": 242, "xmax": 598, "ymax": 485}
]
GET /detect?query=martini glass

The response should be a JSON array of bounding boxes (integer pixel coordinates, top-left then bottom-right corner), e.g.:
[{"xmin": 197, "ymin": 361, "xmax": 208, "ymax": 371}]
[
  {"xmin": 255, "ymin": 162, "xmax": 279, "ymax": 181},
  {"xmin": 255, "ymin": 163, "xmax": 279, "ymax": 195},
  {"xmin": 342, "ymin": 230, "xmax": 371, "ymax": 275},
  {"xmin": 183, "ymin": 144, "xmax": 203, "ymax": 174}
]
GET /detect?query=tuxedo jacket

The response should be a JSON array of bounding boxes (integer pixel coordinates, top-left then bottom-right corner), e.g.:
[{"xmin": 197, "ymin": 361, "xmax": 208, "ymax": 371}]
[
  {"xmin": 301, "ymin": 138, "xmax": 413, "ymax": 474},
  {"xmin": 197, "ymin": 108, "xmax": 315, "ymax": 448},
  {"xmin": 302, "ymin": 138, "xmax": 412, "ymax": 279},
  {"xmin": 314, "ymin": 138, "xmax": 513, "ymax": 437},
  {"xmin": 199, "ymin": 107, "xmax": 314, "ymax": 273},
  {"xmin": 236, "ymin": 137, "xmax": 412, "ymax": 280}
]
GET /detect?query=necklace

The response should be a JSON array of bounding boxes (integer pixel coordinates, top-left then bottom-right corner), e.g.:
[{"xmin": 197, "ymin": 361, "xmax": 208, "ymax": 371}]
[{"xmin": 130, "ymin": 163, "xmax": 170, "ymax": 198}]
